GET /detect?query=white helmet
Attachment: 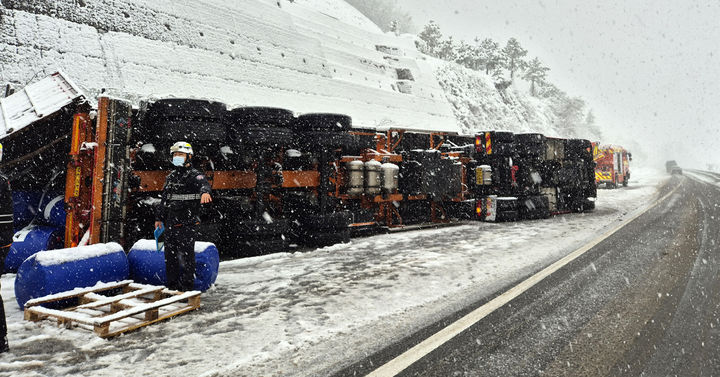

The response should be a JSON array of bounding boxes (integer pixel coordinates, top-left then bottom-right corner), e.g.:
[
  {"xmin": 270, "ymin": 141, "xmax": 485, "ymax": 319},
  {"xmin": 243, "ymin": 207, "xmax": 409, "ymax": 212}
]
[{"xmin": 170, "ymin": 141, "xmax": 193, "ymax": 156}]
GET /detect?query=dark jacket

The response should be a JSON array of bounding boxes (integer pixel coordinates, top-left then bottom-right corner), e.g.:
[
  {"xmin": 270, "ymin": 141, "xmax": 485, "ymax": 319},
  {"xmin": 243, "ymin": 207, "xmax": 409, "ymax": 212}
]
[
  {"xmin": 0, "ymin": 173, "xmax": 13, "ymax": 247},
  {"xmin": 156, "ymin": 166, "xmax": 211, "ymax": 227}
]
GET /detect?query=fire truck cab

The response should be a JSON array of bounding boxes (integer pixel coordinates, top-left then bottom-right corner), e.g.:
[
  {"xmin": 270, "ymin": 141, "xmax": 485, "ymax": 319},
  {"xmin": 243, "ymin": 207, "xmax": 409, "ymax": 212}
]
[{"xmin": 593, "ymin": 143, "xmax": 631, "ymax": 188}]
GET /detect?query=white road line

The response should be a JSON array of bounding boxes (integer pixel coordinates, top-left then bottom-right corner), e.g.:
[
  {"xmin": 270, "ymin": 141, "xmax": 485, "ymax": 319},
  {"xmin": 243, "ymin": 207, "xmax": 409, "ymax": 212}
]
[{"xmin": 365, "ymin": 184, "xmax": 681, "ymax": 377}]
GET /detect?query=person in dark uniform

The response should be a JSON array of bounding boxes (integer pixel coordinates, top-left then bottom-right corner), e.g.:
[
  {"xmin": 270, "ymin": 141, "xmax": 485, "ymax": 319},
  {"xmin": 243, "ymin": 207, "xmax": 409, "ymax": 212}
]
[
  {"xmin": 155, "ymin": 141, "xmax": 212, "ymax": 291},
  {"xmin": 0, "ymin": 143, "xmax": 14, "ymax": 353}
]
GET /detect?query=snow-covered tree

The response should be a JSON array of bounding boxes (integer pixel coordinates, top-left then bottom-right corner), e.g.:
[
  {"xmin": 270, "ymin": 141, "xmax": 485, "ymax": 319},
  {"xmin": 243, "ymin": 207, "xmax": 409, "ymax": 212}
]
[
  {"xmin": 539, "ymin": 82, "xmax": 566, "ymax": 99},
  {"xmin": 523, "ymin": 57, "xmax": 550, "ymax": 96},
  {"xmin": 501, "ymin": 38, "xmax": 528, "ymax": 81},
  {"xmin": 555, "ymin": 96, "xmax": 587, "ymax": 135},
  {"xmin": 436, "ymin": 36, "xmax": 457, "ymax": 60},
  {"xmin": 585, "ymin": 110, "xmax": 596, "ymax": 127},
  {"xmin": 417, "ymin": 21, "xmax": 443, "ymax": 56},
  {"xmin": 455, "ymin": 40, "xmax": 476, "ymax": 69},
  {"xmin": 476, "ymin": 38, "xmax": 504, "ymax": 76}
]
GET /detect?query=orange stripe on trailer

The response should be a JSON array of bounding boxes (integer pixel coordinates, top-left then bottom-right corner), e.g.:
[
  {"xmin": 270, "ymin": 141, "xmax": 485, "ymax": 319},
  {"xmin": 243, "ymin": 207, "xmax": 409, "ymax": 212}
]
[
  {"xmin": 133, "ymin": 170, "xmax": 259, "ymax": 192},
  {"xmin": 349, "ymin": 221, "xmax": 377, "ymax": 227},
  {"xmin": 281, "ymin": 171, "xmax": 319, "ymax": 188},
  {"xmin": 70, "ymin": 115, "xmax": 82, "ymax": 155},
  {"xmin": 89, "ymin": 98, "xmax": 109, "ymax": 245}
]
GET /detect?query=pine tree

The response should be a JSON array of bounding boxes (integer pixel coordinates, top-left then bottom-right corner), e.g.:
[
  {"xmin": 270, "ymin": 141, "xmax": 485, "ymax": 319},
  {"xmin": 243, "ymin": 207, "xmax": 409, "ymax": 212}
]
[
  {"xmin": 476, "ymin": 38, "xmax": 503, "ymax": 76},
  {"xmin": 455, "ymin": 40, "xmax": 476, "ymax": 69},
  {"xmin": 585, "ymin": 110, "xmax": 596, "ymax": 126},
  {"xmin": 501, "ymin": 37, "xmax": 528, "ymax": 81},
  {"xmin": 523, "ymin": 57, "xmax": 550, "ymax": 96},
  {"xmin": 418, "ymin": 21, "xmax": 443, "ymax": 56},
  {"xmin": 555, "ymin": 97, "xmax": 587, "ymax": 135},
  {"xmin": 437, "ymin": 36, "xmax": 457, "ymax": 60}
]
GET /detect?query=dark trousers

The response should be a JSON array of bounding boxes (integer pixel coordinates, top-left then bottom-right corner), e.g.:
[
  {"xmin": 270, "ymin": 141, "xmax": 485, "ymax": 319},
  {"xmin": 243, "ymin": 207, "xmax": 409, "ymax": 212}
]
[
  {"xmin": 0, "ymin": 245, "xmax": 9, "ymax": 351},
  {"xmin": 164, "ymin": 225, "xmax": 197, "ymax": 291}
]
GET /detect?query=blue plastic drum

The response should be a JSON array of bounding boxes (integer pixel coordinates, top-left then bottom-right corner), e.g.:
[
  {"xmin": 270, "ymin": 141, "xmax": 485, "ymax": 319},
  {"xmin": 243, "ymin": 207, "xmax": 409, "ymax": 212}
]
[
  {"xmin": 128, "ymin": 239, "xmax": 220, "ymax": 292},
  {"xmin": 14, "ymin": 242, "xmax": 129, "ymax": 309},
  {"xmin": 12, "ymin": 191, "xmax": 42, "ymax": 230},
  {"xmin": 38, "ymin": 194, "xmax": 66, "ymax": 228},
  {"xmin": 4, "ymin": 225, "xmax": 64, "ymax": 273}
]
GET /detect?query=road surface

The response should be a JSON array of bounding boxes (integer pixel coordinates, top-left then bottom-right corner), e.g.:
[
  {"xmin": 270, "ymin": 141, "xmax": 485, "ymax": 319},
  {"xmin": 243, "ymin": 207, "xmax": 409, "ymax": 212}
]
[{"xmin": 341, "ymin": 173, "xmax": 720, "ymax": 377}]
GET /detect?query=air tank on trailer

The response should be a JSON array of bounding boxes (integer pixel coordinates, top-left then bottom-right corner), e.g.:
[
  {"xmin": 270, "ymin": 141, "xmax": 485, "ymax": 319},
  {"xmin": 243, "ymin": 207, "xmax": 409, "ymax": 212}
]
[{"xmin": 346, "ymin": 160, "xmax": 364, "ymax": 196}]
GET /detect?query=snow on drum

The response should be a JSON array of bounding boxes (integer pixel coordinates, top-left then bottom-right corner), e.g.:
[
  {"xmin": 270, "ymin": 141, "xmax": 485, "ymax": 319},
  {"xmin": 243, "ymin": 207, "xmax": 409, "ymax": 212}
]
[
  {"xmin": 14, "ymin": 242, "xmax": 130, "ymax": 309},
  {"xmin": 128, "ymin": 240, "xmax": 220, "ymax": 292}
]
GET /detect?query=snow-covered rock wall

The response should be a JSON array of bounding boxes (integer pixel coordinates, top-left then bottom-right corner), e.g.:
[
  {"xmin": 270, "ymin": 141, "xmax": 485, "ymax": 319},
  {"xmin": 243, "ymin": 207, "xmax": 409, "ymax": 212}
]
[{"xmin": 0, "ymin": 0, "xmax": 458, "ymax": 132}]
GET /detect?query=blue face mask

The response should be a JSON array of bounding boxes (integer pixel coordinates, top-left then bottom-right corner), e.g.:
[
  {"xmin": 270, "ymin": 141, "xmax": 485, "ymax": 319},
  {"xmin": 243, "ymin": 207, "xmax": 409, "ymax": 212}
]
[{"xmin": 172, "ymin": 156, "xmax": 186, "ymax": 167}]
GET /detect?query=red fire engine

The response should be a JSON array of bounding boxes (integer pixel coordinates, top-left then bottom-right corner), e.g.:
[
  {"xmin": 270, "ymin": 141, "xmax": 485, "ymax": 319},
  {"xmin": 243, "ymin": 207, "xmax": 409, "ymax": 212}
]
[{"xmin": 593, "ymin": 143, "xmax": 631, "ymax": 188}]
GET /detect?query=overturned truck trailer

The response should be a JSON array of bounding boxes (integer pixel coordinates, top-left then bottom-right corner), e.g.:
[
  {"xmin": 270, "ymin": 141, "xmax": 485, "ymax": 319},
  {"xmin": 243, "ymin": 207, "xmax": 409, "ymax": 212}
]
[{"xmin": 0, "ymin": 72, "xmax": 597, "ymax": 257}]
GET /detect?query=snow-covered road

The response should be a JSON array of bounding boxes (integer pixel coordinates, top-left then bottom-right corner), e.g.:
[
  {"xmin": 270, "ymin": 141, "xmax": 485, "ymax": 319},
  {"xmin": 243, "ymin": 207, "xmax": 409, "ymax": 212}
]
[{"xmin": 0, "ymin": 167, "xmax": 666, "ymax": 377}]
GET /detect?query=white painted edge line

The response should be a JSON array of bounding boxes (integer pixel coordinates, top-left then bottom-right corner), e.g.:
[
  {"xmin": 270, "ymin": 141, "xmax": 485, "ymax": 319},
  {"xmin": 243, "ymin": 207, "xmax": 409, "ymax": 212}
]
[{"xmin": 366, "ymin": 183, "xmax": 681, "ymax": 377}]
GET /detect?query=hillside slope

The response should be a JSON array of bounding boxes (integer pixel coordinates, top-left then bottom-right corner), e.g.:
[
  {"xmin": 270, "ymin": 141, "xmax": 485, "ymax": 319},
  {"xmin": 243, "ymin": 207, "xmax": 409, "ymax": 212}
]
[
  {"xmin": 0, "ymin": 0, "xmax": 456, "ymax": 133},
  {"xmin": 1, "ymin": 0, "xmax": 600, "ymax": 141},
  {"xmin": 433, "ymin": 61, "xmax": 600, "ymax": 139}
]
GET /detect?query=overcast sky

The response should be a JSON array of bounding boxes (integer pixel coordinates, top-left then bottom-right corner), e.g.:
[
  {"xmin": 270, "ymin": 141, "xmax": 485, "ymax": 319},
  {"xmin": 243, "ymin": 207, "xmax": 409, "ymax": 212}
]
[{"xmin": 396, "ymin": 0, "xmax": 720, "ymax": 168}]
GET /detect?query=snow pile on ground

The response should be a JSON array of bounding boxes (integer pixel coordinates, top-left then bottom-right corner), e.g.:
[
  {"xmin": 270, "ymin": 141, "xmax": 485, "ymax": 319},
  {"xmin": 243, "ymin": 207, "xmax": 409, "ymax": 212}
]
[
  {"xmin": 0, "ymin": 0, "xmax": 456, "ymax": 133},
  {"xmin": 0, "ymin": 168, "xmax": 666, "ymax": 377}
]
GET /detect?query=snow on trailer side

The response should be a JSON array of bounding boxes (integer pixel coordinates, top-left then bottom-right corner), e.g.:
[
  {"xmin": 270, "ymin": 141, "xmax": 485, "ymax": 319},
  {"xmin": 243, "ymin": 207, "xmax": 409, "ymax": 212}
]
[{"xmin": 0, "ymin": 71, "xmax": 84, "ymax": 137}]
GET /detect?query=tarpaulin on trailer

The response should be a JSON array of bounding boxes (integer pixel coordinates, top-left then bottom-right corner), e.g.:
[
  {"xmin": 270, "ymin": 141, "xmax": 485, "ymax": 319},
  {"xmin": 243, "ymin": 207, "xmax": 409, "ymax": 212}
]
[{"xmin": 0, "ymin": 71, "xmax": 85, "ymax": 138}]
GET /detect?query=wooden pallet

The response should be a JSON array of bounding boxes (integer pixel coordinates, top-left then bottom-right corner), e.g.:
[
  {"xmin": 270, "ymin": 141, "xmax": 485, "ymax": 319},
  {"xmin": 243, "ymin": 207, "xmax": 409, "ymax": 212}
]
[{"xmin": 24, "ymin": 280, "xmax": 201, "ymax": 338}]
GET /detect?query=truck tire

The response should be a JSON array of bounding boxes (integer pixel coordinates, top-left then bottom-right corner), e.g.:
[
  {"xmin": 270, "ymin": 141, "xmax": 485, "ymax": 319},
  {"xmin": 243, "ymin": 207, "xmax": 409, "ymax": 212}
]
[
  {"xmin": 497, "ymin": 210, "xmax": 519, "ymax": 222},
  {"xmin": 155, "ymin": 120, "xmax": 227, "ymax": 142},
  {"xmin": 299, "ymin": 211, "xmax": 352, "ymax": 247},
  {"xmin": 300, "ymin": 131, "xmax": 355, "ymax": 151},
  {"xmin": 582, "ymin": 199, "xmax": 596, "ymax": 211},
  {"xmin": 239, "ymin": 238, "xmax": 289, "ymax": 257},
  {"xmin": 145, "ymin": 99, "xmax": 227, "ymax": 121},
  {"xmin": 230, "ymin": 107, "xmax": 295, "ymax": 127},
  {"xmin": 520, "ymin": 195, "xmax": 550, "ymax": 220},
  {"xmin": 306, "ymin": 230, "xmax": 351, "ymax": 248},
  {"xmin": 623, "ymin": 173, "xmax": 629, "ymax": 187},
  {"xmin": 234, "ymin": 126, "xmax": 295, "ymax": 148},
  {"xmin": 294, "ymin": 113, "xmax": 352, "ymax": 132},
  {"xmin": 303, "ymin": 211, "xmax": 353, "ymax": 231}
]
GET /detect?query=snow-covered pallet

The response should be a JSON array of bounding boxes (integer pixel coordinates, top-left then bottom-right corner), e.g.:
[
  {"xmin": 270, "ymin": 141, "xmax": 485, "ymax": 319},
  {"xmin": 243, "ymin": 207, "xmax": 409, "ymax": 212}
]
[{"xmin": 23, "ymin": 280, "xmax": 201, "ymax": 338}]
